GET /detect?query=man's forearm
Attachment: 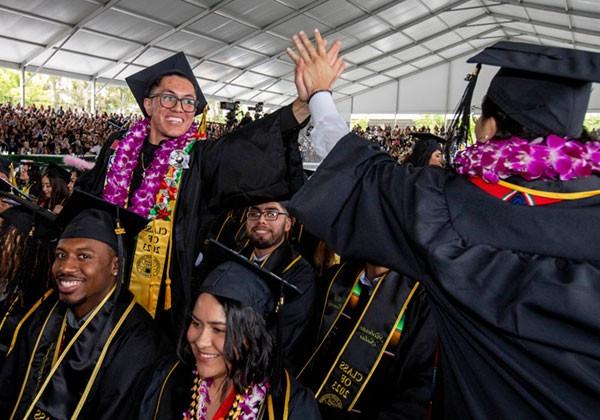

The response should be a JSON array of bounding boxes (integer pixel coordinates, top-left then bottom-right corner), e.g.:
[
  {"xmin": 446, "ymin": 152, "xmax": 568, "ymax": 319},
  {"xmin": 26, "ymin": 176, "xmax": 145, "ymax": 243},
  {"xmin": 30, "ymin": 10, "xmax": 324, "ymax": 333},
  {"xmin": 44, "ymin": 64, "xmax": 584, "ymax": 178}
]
[{"xmin": 292, "ymin": 98, "xmax": 310, "ymax": 124}]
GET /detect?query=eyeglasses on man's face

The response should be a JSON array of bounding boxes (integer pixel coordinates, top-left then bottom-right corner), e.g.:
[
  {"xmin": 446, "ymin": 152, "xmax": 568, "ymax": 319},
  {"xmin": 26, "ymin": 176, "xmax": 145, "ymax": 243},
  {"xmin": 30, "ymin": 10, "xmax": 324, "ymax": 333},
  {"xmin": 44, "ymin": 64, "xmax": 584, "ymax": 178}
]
[
  {"xmin": 246, "ymin": 209, "xmax": 289, "ymax": 221},
  {"xmin": 148, "ymin": 92, "xmax": 198, "ymax": 112}
]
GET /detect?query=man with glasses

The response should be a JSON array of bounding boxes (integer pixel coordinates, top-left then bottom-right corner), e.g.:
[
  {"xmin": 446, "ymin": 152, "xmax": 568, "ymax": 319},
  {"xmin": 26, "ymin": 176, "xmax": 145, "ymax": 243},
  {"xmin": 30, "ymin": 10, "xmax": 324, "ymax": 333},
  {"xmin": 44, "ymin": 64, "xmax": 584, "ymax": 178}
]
[
  {"xmin": 239, "ymin": 200, "xmax": 316, "ymax": 372},
  {"xmin": 76, "ymin": 50, "xmax": 334, "ymax": 342}
]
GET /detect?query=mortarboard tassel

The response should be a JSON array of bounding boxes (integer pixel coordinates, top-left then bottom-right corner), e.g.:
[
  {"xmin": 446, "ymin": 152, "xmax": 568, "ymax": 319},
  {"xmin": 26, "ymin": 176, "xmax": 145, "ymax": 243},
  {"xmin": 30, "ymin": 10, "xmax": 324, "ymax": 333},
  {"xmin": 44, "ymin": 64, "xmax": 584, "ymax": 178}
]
[
  {"xmin": 164, "ymin": 277, "xmax": 172, "ymax": 310},
  {"xmin": 195, "ymin": 105, "xmax": 209, "ymax": 140},
  {"xmin": 9, "ymin": 161, "xmax": 17, "ymax": 187},
  {"xmin": 445, "ymin": 63, "xmax": 481, "ymax": 166}
]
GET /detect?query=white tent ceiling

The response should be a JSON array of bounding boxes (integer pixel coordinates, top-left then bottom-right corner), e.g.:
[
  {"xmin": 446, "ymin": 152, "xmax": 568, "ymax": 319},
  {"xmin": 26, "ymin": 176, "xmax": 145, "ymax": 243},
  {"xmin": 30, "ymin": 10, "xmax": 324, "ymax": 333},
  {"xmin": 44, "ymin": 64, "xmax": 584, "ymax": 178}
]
[{"xmin": 0, "ymin": 0, "xmax": 599, "ymax": 113}]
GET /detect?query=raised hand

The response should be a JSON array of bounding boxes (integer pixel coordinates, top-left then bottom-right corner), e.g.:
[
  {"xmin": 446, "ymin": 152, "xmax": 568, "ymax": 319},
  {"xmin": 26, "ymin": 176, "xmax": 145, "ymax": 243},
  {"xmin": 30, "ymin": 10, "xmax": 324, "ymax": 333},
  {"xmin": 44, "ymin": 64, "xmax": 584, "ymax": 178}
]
[{"xmin": 287, "ymin": 29, "xmax": 346, "ymax": 99}]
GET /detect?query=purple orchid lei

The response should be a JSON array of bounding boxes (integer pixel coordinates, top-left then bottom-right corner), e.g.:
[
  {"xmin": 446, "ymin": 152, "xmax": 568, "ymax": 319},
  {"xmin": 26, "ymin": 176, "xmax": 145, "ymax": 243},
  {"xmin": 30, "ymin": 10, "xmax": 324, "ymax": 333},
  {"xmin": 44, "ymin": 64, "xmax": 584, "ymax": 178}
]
[
  {"xmin": 454, "ymin": 134, "xmax": 600, "ymax": 184},
  {"xmin": 182, "ymin": 374, "xmax": 269, "ymax": 420},
  {"xmin": 183, "ymin": 372, "xmax": 211, "ymax": 420},
  {"xmin": 237, "ymin": 381, "xmax": 270, "ymax": 419},
  {"xmin": 102, "ymin": 118, "xmax": 197, "ymax": 218}
]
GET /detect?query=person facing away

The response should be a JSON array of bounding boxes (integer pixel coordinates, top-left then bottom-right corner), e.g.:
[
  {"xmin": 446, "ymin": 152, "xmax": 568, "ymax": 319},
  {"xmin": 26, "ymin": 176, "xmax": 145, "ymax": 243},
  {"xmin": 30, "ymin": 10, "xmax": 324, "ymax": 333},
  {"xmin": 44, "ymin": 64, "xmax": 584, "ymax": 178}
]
[
  {"xmin": 288, "ymin": 33, "xmax": 600, "ymax": 419},
  {"xmin": 0, "ymin": 190, "xmax": 170, "ymax": 420},
  {"xmin": 138, "ymin": 241, "xmax": 320, "ymax": 419},
  {"xmin": 239, "ymin": 201, "xmax": 316, "ymax": 371},
  {"xmin": 75, "ymin": 51, "xmax": 328, "ymax": 341}
]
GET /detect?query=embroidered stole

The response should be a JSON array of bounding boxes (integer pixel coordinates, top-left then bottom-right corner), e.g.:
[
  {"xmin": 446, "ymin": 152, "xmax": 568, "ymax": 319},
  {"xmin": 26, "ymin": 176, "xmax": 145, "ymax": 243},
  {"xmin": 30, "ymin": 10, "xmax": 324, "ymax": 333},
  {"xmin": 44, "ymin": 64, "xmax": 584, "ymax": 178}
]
[
  {"xmin": 106, "ymin": 141, "xmax": 194, "ymax": 317},
  {"xmin": 10, "ymin": 289, "xmax": 136, "ymax": 420},
  {"xmin": 298, "ymin": 263, "xmax": 419, "ymax": 412}
]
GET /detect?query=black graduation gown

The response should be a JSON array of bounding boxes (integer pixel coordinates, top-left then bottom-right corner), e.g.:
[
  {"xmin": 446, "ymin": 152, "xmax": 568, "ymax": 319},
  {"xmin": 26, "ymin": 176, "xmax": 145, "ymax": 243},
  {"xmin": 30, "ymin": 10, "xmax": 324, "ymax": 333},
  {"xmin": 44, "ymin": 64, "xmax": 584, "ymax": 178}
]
[
  {"xmin": 289, "ymin": 134, "xmax": 600, "ymax": 419},
  {"xmin": 76, "ymin": 105, "xmax": 305, "ymax": 335},
  {"xmin": 240, "ymin": 241, "xmax": 317, "ymax": 371},
  {"xmin": 0, "ymin": 289, "xmax": 170, "ymax": 420},
  {"xmin": 301, "ymin": 262, "xmax": 437, "ymax": 420},
  {"xmin": 137, "ymin": 356, "xmax": 321, "ymax": 419}
]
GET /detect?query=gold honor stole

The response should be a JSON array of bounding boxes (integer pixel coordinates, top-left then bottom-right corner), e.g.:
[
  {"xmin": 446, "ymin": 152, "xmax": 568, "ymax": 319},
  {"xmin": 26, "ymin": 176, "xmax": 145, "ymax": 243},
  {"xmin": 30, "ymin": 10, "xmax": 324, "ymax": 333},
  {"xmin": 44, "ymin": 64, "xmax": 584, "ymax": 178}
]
[
  {"xmin": 129, "ymin": 217, "xmax": 173, "ymax": 317},
  {"xmin": 128, "ymin": 143, "xmax": 193, "ymax": 318},
  {"xmin": 298, "ymin": 266, "xmax": 420, "ymax": 412}
]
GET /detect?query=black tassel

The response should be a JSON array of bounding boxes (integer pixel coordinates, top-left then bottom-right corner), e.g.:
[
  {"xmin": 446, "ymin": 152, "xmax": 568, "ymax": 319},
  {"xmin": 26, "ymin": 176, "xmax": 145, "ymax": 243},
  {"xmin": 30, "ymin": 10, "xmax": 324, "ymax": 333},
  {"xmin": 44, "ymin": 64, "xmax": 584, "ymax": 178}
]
[{"xmin": 445, "ymin": 63, "xmax": 481, "ymax": 166}]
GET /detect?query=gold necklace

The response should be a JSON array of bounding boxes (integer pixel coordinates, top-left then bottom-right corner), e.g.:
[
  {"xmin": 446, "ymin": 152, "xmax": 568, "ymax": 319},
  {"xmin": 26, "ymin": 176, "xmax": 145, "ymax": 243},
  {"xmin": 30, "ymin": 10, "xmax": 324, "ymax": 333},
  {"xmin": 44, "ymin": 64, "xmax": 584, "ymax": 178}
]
[{"xmin": 140, "ymin": 153, "xmax": 148, "ymax": 171}]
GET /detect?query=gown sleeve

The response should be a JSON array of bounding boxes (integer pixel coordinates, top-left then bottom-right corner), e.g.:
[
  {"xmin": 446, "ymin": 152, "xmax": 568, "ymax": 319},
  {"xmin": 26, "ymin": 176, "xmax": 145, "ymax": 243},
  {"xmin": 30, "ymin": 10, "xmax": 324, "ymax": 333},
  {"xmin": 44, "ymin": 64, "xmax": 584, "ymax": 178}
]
[
  {"xmin": 287, "ymin": 376, "xmax": 322, "ymax": 420},
  {"xmin": 201, "ymin": 104, "xmax": 306, "ymax": 211},
  {"xmin": 288, "ymin": 133, "xmax": 428, "ymax": 280}
]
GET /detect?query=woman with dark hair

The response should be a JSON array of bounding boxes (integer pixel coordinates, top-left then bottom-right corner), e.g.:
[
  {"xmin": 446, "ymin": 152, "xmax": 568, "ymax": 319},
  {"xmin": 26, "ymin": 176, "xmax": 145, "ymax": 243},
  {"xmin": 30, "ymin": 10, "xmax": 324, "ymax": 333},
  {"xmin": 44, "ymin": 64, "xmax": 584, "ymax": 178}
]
[
  {"xmin": 405, "ymin": 133, "xmax": 445, "ymax": 167},
  {"xmin": 38, "ymin": 163, "xmax": 69, "ymax": 214},
  {"xmin": 0, "ymin": 202, "xmax": 57, "ymax": 366},
  {"xmin": 67, "ymin": 168, "xmax": 82, "ymax": 195},
  {"xmin": 138, "ymin": 253, "xmax": 320, "ymax": 419}
]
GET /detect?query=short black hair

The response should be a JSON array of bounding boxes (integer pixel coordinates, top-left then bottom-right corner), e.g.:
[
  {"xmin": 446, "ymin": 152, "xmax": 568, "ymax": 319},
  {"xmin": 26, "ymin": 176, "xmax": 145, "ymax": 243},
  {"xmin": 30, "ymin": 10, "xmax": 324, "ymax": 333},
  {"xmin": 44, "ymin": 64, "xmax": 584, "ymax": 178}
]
[
  {"xmin": 481, "ymin": 95, "xmax": 546, "ymax": 140},
  {"xmin": 144, "ymin": 71, "xmax": 197, "ymax": 98}
]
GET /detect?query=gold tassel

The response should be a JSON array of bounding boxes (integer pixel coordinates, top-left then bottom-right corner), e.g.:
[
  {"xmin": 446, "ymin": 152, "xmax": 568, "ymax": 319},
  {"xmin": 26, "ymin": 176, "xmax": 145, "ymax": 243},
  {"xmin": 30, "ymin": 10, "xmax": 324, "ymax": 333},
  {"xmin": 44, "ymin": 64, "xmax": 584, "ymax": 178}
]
[
  {"xmin": 164, "ymin": 278, "xmax": 172, "ymax": 310},
  {"xmin": 9, "ymin": 162, "xmax": 17, "ymax": 186},
  {"xmin": 195, "ymin": 105, "xmax": 209, "ymax": 140}
]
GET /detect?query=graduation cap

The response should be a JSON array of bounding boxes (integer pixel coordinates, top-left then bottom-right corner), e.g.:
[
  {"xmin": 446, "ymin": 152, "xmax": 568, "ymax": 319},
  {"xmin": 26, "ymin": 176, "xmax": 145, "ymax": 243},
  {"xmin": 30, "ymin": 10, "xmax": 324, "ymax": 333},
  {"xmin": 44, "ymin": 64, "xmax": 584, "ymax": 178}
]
[
  {"xmin": 201, "ymin": 239, "xmax": 300, "ymax": 316},
  {"xmin": 57, "ymin": 189, "xmax": 147, "ymax": 252},
  {"xmin": 126, "ymin": 52, "xmax": 207, "ymax": 117},
  {"xmin": 44, "ymin": 162, "xmax": 70, "ymax": 184},
  {"xmin": 468, "ymin": 41, "xmax": 600, "ymax": 138},
  {"xmin": 0, "ymin": 157, "xmax": 11, "ymax": 176},
  {"xmin": 0, "ymin": 177, "xmax": 36, "ymax": 203},
  {"xmin": 407, "ymin": 133, "xmax": 445, "ymax": 167},
  {"xmin": 0, "ymin": 191, "xmax": 58, "ymax": 240}
]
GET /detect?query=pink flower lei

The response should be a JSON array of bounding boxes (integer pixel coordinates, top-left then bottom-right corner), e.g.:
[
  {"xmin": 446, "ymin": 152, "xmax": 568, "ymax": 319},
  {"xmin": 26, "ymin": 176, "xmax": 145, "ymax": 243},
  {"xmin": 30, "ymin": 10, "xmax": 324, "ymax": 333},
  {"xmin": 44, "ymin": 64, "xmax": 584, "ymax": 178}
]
[
  {"xmin": 183, "ymin": 371, "xmax": 269, "ymax": 420},
  {"xmin": 454, "ymin": 134, "xmax": 600, "ymax": 184},
  {"xmin": 102, "ymin": 118, "xmax": 197, "ymax": 218}
]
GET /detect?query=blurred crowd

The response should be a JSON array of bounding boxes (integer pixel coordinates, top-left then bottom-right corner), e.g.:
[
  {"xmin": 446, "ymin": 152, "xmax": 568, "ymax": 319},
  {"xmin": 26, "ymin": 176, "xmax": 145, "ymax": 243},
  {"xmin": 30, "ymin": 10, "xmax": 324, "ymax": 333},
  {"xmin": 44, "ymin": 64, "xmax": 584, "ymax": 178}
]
[
  {"xmin": 352, "ymin": 123, "xmax": 446, "ymax": 162},
  {"xmin": 0, "ymin": 103, "xmax": 240, "ymax": 157},
  {"xmin": 0, "ymin": 103, "xmax": 136, "ymax": 155}
]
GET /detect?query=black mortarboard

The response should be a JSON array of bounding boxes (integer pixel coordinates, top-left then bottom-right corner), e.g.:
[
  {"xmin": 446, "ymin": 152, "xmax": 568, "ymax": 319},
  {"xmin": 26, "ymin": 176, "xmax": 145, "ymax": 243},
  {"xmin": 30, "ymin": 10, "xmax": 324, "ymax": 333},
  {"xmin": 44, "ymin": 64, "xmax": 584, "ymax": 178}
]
[
  {"xmin": 0, "ymin": 157, "xmax": 12, "ymax": 176},
  {"xmin": 0, "ymin": 178, "xmax": 34, "ymax": 202},
  {"xmin": 57, "ymin": 189, "xmax": 147, "ymax": 252},
  {"xmin": 126, "ymin": 52, "xmax": 207, "ymax": 117},
  {"xmin": 201, "ymin": 239, "xmax": 300, "ymax": 315},
  {"xmin": 0, "ymin": 192, "xmax": 58, "ymax": 240},
  {"xmin": 407, "ymin": 133, "xmax": 445, "ymax": 167},
  {"xmin": 468, "ymin": 41, "xmax": 600, "ymax": 138},
  {"xmin": 44, "ymin": 162, "xmax": 70, "ymax": 184}
]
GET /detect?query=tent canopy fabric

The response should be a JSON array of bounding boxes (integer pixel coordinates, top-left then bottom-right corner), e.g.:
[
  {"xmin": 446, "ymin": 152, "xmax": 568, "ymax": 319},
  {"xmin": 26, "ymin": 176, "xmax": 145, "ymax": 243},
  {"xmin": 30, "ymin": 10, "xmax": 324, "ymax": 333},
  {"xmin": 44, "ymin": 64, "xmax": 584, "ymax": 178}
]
[{"xmin": 0, "ymin": 0, "xmax": 599, "ymax": 113}]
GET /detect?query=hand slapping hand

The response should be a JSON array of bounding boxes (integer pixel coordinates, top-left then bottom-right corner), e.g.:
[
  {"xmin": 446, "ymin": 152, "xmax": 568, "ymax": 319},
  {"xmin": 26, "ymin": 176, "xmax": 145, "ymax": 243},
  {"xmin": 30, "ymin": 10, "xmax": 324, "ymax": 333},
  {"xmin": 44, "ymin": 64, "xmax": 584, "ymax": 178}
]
[{"xmin": 287, "ymin": 29, "xmax": 346, "ymax": 101}]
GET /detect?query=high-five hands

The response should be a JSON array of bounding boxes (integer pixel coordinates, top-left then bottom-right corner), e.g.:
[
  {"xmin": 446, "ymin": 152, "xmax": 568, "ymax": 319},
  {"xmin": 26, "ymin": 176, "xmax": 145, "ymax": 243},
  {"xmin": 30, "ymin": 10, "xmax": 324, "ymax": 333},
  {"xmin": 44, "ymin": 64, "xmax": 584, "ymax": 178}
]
[{"xmin": 287, "ymin": 29, "xmax": 346, "ymax": 102}]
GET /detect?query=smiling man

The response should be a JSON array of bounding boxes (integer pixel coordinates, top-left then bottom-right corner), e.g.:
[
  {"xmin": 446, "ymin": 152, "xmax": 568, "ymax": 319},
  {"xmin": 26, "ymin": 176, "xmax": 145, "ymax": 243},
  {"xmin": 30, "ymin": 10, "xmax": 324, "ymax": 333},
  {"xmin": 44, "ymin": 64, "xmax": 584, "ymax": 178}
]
[
  {"xmin": 76, "ymin": 52, "xmax": 321, "ymax": 341},
  {"xmin": 0, "ymin": 190, "xmax": 169, "ymax": 420},
  {"xmin": 238, "ymin": 201, "xmax": 316, "ymax": 372}
]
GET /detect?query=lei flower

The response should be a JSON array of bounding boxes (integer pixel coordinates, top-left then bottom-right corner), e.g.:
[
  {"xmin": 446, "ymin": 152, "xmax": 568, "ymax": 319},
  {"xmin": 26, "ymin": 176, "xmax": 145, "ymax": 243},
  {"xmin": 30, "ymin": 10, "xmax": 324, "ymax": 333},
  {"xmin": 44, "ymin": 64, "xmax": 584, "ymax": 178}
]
[
  {"xmin": 236, "ymin": 381, "xmax": 270, "ymax": 419},
  {"xmin": 102, "ymin": 118, "xmax": 197, "ymax": 218},
  {"xmin": 454, "ymin": 135, "xmax": 600, "ymax": 183},
  {"xmin": 183, "ymin": 371, "xmax": 269, "ymax": 420}
]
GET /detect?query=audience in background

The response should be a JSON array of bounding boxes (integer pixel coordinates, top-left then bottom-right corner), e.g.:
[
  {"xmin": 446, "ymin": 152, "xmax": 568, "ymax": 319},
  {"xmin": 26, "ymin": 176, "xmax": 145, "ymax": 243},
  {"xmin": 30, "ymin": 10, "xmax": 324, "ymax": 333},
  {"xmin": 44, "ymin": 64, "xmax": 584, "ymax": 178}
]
[{"xmin": 0, "ymin": 103, "xmax": 248, "ymax": 156}]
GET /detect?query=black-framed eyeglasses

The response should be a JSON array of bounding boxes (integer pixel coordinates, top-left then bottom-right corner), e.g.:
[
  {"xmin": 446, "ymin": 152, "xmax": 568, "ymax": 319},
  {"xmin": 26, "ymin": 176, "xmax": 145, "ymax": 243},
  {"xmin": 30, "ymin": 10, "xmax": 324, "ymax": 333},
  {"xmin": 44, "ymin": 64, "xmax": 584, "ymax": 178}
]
[
  {"xmin": 148, "ymin": 93, "xmax": 198, "ymax": 112},
  {"xmin": 247, "ymin": 209, "xmax": 289, "ymax": 221}
]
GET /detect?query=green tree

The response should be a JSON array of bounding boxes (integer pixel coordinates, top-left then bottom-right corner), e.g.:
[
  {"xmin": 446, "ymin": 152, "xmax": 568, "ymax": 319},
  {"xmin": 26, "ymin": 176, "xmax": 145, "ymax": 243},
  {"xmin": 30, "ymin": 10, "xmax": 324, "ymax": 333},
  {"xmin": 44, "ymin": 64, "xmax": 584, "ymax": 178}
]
[
  {"xmin": 95, "ymin": 84, "xmax": 138, "ymax": 114},
  {"xmin": 350, "ymin": 117, "xmax": 369, "ymax": 131},
  {"xmin": 0, "ymin": 68, "xmax": 21, "ymax": 103},
  {"xmin": 414, "ymin": 114, "xmax": 446, "ymax": 130},
  {"xmin": 24, "ymin": 72, "xmax": 53, "ymax": 107},
  {"xmin": 584, "ymin": 114, "xmax": 600, "ymax": 132},
  {"xmin": 65, "ymin": 79, "xmax": 90, "ymax": 111}
]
